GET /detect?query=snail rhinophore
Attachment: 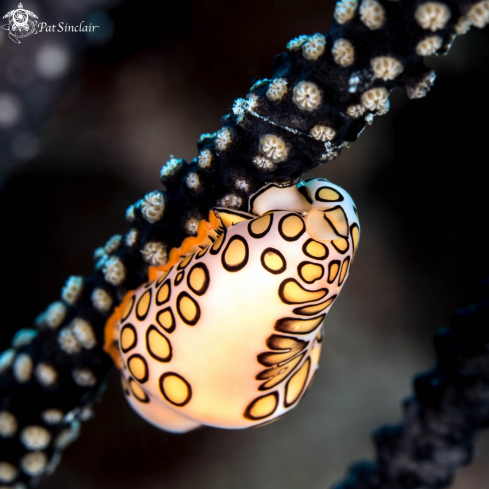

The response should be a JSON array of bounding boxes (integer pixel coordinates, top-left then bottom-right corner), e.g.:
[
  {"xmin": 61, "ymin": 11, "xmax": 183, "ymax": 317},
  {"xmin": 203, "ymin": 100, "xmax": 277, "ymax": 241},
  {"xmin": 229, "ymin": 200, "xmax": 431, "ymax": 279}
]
[{"xmin": 104, "ymin": 178, "xmax": 360, "ymax": 432}]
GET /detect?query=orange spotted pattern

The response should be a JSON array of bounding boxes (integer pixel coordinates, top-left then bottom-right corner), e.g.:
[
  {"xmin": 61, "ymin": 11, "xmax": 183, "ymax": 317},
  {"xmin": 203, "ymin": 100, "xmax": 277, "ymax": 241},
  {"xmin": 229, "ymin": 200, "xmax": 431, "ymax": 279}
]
[{"xmin": 105, "ymin": 179, "xmax": 359, "ymax": 431}]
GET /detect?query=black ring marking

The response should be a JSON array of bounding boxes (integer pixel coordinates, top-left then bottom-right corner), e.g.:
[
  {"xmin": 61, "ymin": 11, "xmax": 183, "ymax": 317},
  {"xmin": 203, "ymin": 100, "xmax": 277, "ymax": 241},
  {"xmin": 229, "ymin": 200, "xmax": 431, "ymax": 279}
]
[
  {"xmin": 274, "ymin": 315, "xmax": 325, "ymax": 335},
  {"xmin": 328, "ymin": 260, "xmax": 341, "ymax": 284},
  {"xmin": 209, "ymin": 228, "xmax": 226, "ymax": 255},
  {"xmin": 159, "ymin": 372, "xmax": 192, "ymax": 406},
  {"xmin": 187, "ymin": 263, "xmax": 210, "ymax": 296},
  {"xmin": 174, "ymin": 271, "xmax": 185, "ymax": 286},
  {"xmin": 120, "ymin": 323, "xmax": 137, "ymax": 353},
  {"xmin": 178, "ymin": 255, "xmax": 193, "ymax": 270},
  {"xmin": 293, "ymin": 295, "xmax": 337, "ymax": 316},
  {"xmin": 315, "ymin": 186, "xmax": 344, "ymax": 202},
  {"xmin": 156, "ymin": 279, "xmax": 171, "ymax": 306},
  {"xmin": 136, "ymin": 289, "xmax": 152, "ymax": 321},
  {"xmin": 278, "ymin": 278, "xmax": 328, "ymax": 305},
  {"xmin": 323, "ymin": 205, "xmax": 349, "ymax": 238},
  {"xmin": 221, "ymin": 234, "xmax": 249, "ymax": 272},
  {"xmin": 248, "ymin": 213, "xmax": 273, "ymax": 239},
  {"xmin": 256, "ymin": 352, "xmax": 306, "ymax": 391},
  {"xmin": 298, "ymin": 261, "xmax": 324, "ymax": 284},
  {"xmin": 176, "ymin": 291, "xmax": 201, "ymax": 326},
  {"xmin": 127, "ymin": 354, "xmax": 149, "ymax": 384},
  {"xmin": 146, "ymin": 325, "xmax": 172, "ymax": 362},
  {"xmin": 195, "ymin": 247, "xmax": 208, "ymax": 259},
  {"xmin": 331, "ymin": 238, "xmax": 349, "ymax": 254},
  {"xmin": 156, "ymin": 307, "xmax": 176, "ymax": 333},
  {"xmin": 129, "ymin": 377, "xmax": 150, "ymax": 403},
  {"xmin": 339, "ymin": 256, "xmax": 351, "ymax": 286},
  {"xmin": 121, "ymin": 295, "xmax": 135, "ymax": 323},
  {"xmin": 297, "ymin": 185, "xmax": 313, "ymax": 204},
  {"xmin": 261, "ymin": 247, "xmax": 287, "ymax": 274},
  {"xmin": 284, "ymin": 358, "xmax": 311, "ymax": 408},
  {"xmin": 266, "ymin": 334, "xmax": 308, "ymax": 352},
  {"xmin": 278, "ymin": 213, "xmax": 306, "ymax": 242},
  {"xmin": 302, "ymin": 238, "xmax": 329, "ymax": 260},
  {"xmin": 244, "ymin": 391, "xmax": 279, "ymax": 421}
]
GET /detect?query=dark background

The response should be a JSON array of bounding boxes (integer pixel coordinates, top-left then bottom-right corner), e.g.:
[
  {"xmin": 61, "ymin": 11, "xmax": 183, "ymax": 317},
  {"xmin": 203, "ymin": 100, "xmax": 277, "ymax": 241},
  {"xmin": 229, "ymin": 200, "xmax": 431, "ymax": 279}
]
[{"xmin": 1, "ymin": 0, "xmax": 489, "ymax": 487}]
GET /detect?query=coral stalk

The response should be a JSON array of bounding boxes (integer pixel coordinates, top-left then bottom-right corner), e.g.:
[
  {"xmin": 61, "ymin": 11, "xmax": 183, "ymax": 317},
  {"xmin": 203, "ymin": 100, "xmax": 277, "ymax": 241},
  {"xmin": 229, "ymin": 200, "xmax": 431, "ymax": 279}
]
[{"xmin": 333, "ymin": 280, "xmax": 489, "ymax": 489}]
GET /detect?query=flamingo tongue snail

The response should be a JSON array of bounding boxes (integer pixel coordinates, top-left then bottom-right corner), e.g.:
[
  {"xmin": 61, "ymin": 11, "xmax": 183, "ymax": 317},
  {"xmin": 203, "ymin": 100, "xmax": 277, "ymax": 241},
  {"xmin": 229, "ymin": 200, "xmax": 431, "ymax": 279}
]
[{"xmin": 104, "ymin": 178, "xmax": 360, "ymax": 432}]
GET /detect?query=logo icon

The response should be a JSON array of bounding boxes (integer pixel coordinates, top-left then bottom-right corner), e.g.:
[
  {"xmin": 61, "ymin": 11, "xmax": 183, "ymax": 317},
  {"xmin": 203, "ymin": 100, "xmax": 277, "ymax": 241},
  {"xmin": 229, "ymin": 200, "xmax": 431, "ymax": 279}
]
[{"xmin": 2, "ymin": 3, "xmax": 38, "ymax": 44}]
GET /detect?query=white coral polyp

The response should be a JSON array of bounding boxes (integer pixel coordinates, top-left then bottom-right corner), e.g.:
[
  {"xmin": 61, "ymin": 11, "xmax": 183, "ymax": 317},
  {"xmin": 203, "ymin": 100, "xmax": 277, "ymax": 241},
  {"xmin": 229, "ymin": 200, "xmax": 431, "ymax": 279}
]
[
  {"xmin": 71, "ymin": 317, "xmax": 96, "ymax": 349},
  {"xmin": 198, "ymin": 149, "xmax": 213, "ymax": 168},
  {"xmin": 141, "ymin": 241, "xmax": 168, "ymax": 267},
  {"xmin": 160, "ymin": 157, "xmax": 182, "ymax": 179},
  {"xmin": 20, "ymin": 451, "xmax": 47, "ymax": 477},
  {"xmin": 334, "ymin": 0, "xmax": 359, "ymax": 24},
  {"xmin": 215, "ymin": 128, "xmax": 233, "ymax": 152},
  {"xmin": 416, "ymin": 36, "xmax": 443, "ymax": 56},
  {"xmin": 310, "ymin": 125, "xmax": 336, "ymax": 141},
  {"xmin": 218, "ymin": 194, "xmax": 243, "ymax": 209},
  {"xmin": 185, "ymin": 218, "xmax": 200, "ymax": 236},
  {"xmin": 140, "ymin": 191, "xmax": 165, "ymax": 223},
  {"xmin": 12, "ymin": 329, "xmax": 37, "ymax": 348},
  {"xmin": 293, "ymin": 81, "xmax": 321, "ymax": 111},
  {"xmin": 302, "ymin": 33, "xmax": 326, "ymax": 60},
  {"xmin": 259, "ymin": 134, "xmax": 288, "ymax": 163},
  {"xmin": 34, "ymin": 363, "xmax": 58, "ymax": 387},
  {"xmin": 185, "ymin": 172, "xmax": 201, "ymax": 190},
  {"xmin": 361, "ymin": 87, "xmax": 389, "ymax": 112},
  {"xmin": 266, "ymin": 78, "xmax": 288, "ymax": 101},
  {"xmin": 103, "ymin": 256, "xmax": 126, "ymax": 286},
  {"xmin": 406, "ymin": 71, "xmax": 436, "ymax": 99},
  {"xmin": 377, "ymin": 99, "xmax": 390, "ymax": 115},
  {"xmin": 91, "ymin": 288, "xmax": 113, "ymax": 314},
  {"xmin": 95, "ymin": 252, "xmax": 108, "ymax": 270},
  {"xmin": 360, "ymin": 0, "xmax": 385, "ymax": 29},
  {"xmin": 44, "ymin": 301, "xmax": 66, "ymax": 329},
  {"xmin": 125, "ymin": 204, "xmax": 135, "ymax": 222},
  {"xmin": 0, "ymin": 461, "xmax": 18, "ymax": 483},
  {"xmin": 253, "ymin": 155, "xmax": 276, "ymax": 171},
  {"xmin": 235, "ymin": 179, "xmax": 250, "ymax": 192},
  {"xmin": 347, "ymin": 104, "xmax": 366, "ymax": 118},
  {"xmin": 13, "ymin": 354, "xmax": 33, "ymax": 383},
  {"xmin": 467, "ymin": 1, "xmax": 489, "ymax": 28},
  {"xmin": 332, "ymin": 38, "xmax": 355, "ymax": 66},
  {"xmin": 41, "ymin": 409, "xmax": 64, "ymax": 425},
  {"xmin": 20, "ymin": 426, "xmax": 51, "ymax": 450},
  {"xmin": 455, "ymin": 15, "xmax": 472, "ymax": 34},
  {"xmin": 57, "ymin": 326, "xmax": 81, "ymax": 354},
  {"xmin": 125, "ymin": 228, "xmax": 138, "ymax": 248},
  {"xmin": 104, "ymin": 234, "xmax": 122, "ymax": 255},
  {"xmin": 72, "ymin": 368, "xmax": 96, "ymax": 387},
  {"xmin": 415, "ymin": 2, "xmax": 451, "ymax": 31},
  {"xmin": 286, "ymin": 35, "xmax": 308, "ymax": 50},
  {"xmin": 61, "ymin": 276, "xmax": 83, "ymax": 305},
  {"xmin": 371, "ymin": 56, "xmax": 403, "ymax": 80},
  {"xmin": 0, "ymin": 411, "xmax": 18, "ymax": 437}
]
